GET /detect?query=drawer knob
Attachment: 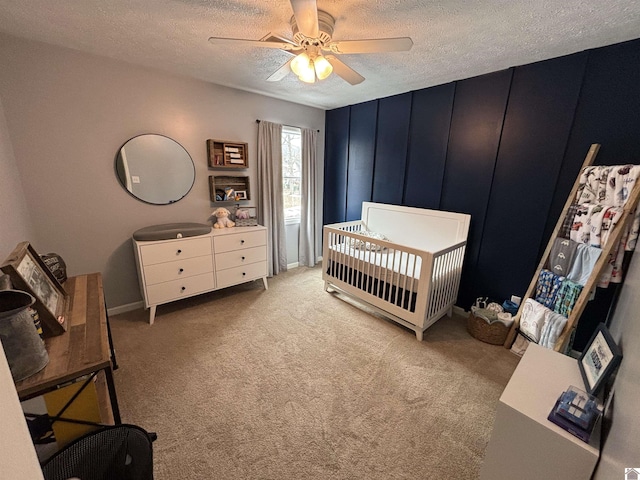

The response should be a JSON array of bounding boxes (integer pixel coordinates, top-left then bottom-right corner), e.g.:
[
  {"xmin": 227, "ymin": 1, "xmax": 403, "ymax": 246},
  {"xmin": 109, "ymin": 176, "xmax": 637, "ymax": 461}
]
[
  {"xmin": 181, "ymin": 286, "xmax": 186, "ymax": 291},
  {"xmin": 241, "ymin": 256, "xmax": 246, "ymax": 261},
  {"xmin": 179, "ymin": 268, "xmax": 184, "ymax": 273},
  {"xmin": 242, "ymin": 272, "xmax": 246, "ymax": 276},
  {"xmin": 177, "ymin": 249, "xmax": 182, "ymax": 254},
  {"xmin": 240, "ymin": 240, "xmax": 245, "ymax": 244}
]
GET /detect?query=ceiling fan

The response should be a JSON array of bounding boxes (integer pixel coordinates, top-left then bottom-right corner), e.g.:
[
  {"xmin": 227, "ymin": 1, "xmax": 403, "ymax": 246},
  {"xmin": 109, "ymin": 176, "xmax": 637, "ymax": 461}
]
[{"xmin": 208, "ymin": 0, "xmax": 413, "ymax": 85}]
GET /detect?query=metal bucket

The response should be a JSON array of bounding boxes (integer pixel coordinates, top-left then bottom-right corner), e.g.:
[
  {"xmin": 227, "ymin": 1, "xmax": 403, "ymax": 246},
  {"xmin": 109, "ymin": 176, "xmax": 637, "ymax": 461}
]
[{"xmin": 0, "ymin": 289, "xmax": 49, "ymax": 382}]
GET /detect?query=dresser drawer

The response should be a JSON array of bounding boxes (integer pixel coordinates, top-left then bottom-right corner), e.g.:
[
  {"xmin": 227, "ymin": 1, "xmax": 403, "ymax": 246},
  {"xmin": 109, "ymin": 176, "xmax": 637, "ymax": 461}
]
[
  {"xmin": 214, "ymin": 230, "xmax": 266, "ymax": 253},
  {"xmin": 140, "ymin": 237, "xmax": 212, "ymax": 266},
  {"xmin": 215, "ymin": 261, "xmax": 267, "ymax": 289},
  {"xmin": 143, "ymin": 255, "xmax": 213, "ymax": 285},
  {"xmin": 215, "ymin": 246, "xmax": 266, "ymax": 271},
  {"xmin": 146, "ymin": 273, "xmax": 215, "ymax": 305}
]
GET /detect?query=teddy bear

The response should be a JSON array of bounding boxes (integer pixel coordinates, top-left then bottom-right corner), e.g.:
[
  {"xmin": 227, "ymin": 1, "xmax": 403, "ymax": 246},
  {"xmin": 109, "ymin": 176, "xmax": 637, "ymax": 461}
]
[{"xmin": 211, "ymin": 207, "xmax": 235, "ymax": 229}]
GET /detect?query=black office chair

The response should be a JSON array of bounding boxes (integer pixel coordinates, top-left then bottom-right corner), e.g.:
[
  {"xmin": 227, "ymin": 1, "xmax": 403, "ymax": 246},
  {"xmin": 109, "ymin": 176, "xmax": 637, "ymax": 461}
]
[{"xmin": 41, "ymin": 424, "xmax": 156, "ymax": 480}]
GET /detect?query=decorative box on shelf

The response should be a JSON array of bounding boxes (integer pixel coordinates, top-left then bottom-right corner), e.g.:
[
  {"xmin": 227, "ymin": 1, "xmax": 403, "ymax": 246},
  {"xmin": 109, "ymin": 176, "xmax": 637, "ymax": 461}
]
[
  {"xmin": 207, "ymin": 139, "xmax": 248, "ymax": 168},
  {"xmin": 209, "ymin": 175, "xmax": 251, "ymax": 203}
]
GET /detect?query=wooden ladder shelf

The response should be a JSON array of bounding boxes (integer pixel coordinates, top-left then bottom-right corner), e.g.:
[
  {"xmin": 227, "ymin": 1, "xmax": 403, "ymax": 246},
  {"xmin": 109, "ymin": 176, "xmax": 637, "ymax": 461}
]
[{"xmin": 504, "ymin": 144, "xmax": 640, "ymax": 352}]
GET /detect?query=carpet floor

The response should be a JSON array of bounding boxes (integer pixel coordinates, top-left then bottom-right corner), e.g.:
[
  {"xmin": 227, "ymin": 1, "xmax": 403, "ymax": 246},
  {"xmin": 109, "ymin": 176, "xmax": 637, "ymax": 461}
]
[{"xmin": 110, "ymin": 266, "xmax": 519, "ymax": 479}]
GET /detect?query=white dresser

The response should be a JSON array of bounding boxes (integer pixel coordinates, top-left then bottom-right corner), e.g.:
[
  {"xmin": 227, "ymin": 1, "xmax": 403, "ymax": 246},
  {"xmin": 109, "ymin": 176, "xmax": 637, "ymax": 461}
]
[
  {"xmin": 480, "ymin": 343, "xmax": 601, "ymax": 480},
  {"xmin": 133, "ymin": 226, "xmax": 268, "ymax": 324}
]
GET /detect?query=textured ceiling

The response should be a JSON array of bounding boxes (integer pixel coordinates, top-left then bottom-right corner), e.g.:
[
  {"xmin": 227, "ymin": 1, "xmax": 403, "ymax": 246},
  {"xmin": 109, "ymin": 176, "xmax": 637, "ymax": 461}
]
[{"xmin": 0, "ymin": 1, "xmax": 639, "ymax": 110}]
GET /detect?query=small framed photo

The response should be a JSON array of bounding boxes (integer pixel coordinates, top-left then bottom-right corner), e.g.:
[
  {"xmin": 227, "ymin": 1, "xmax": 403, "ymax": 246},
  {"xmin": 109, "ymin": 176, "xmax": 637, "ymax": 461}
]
[
  {"xmin": 235, "ymin": 190, "xmax": 248, "ymax": 200},
  {"xmin": 1, "ymin": 242, "xmax": 68, "ymax": 337},
  {"xmin": 578, "ymin": 323, "xmax": 622, "ymax": 395}
]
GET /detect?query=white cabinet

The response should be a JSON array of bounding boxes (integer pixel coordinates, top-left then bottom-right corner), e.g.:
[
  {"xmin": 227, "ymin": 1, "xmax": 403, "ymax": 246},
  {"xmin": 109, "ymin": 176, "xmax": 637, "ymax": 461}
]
[
  {"xmin": 480, "ymin": 344, "xmax": 601, "ymax": 480},
  {"xmin": 133, "ymin": 226, "xmax": 268, "ymax": 324}
]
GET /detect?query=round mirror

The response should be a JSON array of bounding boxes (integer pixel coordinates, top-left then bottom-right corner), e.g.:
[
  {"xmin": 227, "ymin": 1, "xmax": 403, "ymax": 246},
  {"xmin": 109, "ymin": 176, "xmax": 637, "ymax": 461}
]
[{"xmin": 115, "ymin": 134, "xmax": 195, "ymax": 205}]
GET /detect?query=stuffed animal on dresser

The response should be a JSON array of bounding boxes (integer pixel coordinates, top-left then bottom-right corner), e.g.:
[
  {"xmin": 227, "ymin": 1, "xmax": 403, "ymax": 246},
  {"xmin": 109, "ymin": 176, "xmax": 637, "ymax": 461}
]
[
  {"xmin": 235, "ymin": 208, "xmax": 249, "ymax": 219},
  {"xmin": 212, "ymin": 207, "xmax": 235, "ymax": 229}
]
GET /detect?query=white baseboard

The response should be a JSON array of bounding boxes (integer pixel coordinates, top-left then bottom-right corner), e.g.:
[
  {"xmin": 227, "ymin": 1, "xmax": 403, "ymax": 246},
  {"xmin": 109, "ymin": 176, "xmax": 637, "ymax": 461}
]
[
  {"xmin": 107, "ymin": 301, "xmax": 144, "ymax": 317},
  {"xmin": 287, "ymin": 261, "xmax": 300, "ymax": 270},
  {"xmin": 452, "ymin": 305, "xmax": 467, "ymax": 317}
]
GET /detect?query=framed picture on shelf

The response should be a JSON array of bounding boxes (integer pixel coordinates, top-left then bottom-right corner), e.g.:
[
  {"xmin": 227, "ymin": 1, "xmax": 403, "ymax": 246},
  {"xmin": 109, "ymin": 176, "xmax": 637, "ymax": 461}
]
[
  {"xmin": 235, "ymin": 190, "xmax": 248, "ymax": 200},
  {"xmin": 578, "ymin": 323, "xmax": 622, "ymax": 395},
  {"xmin": 1, "ymin": 242, "xmax": 68, "ymax": 337}
]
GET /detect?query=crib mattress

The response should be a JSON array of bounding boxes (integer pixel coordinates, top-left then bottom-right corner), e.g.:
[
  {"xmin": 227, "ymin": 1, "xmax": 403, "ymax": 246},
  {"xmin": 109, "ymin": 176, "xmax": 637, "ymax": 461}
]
[
  {"xmin": 327, "ymin": 243, "xmax": 457, "ymax": 294},
  {"xmin": 329, "ymin": 243, "xmax": 422, "ymax": 282}
]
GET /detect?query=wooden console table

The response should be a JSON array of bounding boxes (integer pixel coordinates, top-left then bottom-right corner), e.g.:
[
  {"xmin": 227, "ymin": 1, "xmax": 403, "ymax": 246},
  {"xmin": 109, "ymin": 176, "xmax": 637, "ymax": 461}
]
[{"xmin": 15, "ymin": 273, "xmax": 121, "ymax": 427}]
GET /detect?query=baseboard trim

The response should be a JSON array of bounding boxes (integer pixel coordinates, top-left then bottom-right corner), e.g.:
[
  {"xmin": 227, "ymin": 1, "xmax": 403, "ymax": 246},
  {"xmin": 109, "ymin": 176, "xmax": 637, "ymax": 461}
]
[
  {"xmin": 287, "ymin": 262, "xmax": 300, "ymax": 270},
  {"xmin": 452, "ymin": 305, "xmax": 467, "ymax": 317},
  {"xmin": 108, "ymin": 301, "xmax": 143, "ymax": 317}
]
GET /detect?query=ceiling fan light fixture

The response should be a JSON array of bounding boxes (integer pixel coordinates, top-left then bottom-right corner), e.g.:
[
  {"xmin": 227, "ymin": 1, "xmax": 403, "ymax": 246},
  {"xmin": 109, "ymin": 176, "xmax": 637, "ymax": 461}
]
[
  {"xmin": 297, "ymin": 66, "xmax": 316, "ymax": 83},
  {"xmin": 314, "ymin": 55, "xmax": 333, "ymax": 80},
  {"xmin": 290, "ymin": 52, "xmax": 311, "ymax": 77}
]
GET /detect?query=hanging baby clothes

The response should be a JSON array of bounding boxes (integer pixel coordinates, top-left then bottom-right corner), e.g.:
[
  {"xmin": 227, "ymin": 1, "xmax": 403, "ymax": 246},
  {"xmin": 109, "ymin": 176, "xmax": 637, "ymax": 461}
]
[
  {"xmin": 605, "ymin": 164, "xmax": 640, "ymax": 254},
  {"xmin": 571, "ymin": 164, "xmax": 640, "ymax": 287},
  {"xmin": 535, "ymin": 270, "xmax": 564, "ymax": 309},
  {"xmin": 576, "ymin": 166, "xmax": 611, "ymax": 205},
  {"xmin": 519, "ymin": 298, "xmax": 569, "ymax": 349},
  {"xmin": 567, "ymin": 244, "xmax": 602, "ymax": 286},
  {"xmin": 553, "ymin": 279, "xmax": 583, "ymax": 317},
  {"xmin": 591, "ymin": 206, "xmax": 623, "ymax": 248},
  {"xmin": 605, "ymin": 165, "xmax": 640, "ymax": 207},
  {"xmin": 561, "ymin": 204, "xmax": 580, "ymax": 238},
  {"xmin": 570, "ymin": 204, "xmax": 598, "ymax": 245},
  {"xmin": 538, "ymin": 310, "xmax": 569, "ymax": 349},
  {"xmin": 548, "ymin": 238, "xmax": 579, "ymax": 277},
  {"xmin": 519, "ymin": 298, "xmax": 548, "ymax": 343}
]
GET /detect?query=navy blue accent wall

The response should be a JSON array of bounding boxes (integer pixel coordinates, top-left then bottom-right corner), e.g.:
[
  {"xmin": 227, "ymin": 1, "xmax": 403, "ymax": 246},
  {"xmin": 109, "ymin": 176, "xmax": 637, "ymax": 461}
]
[
  {"xmin": 372, "ymin": 93, "xmax": 412, "ymax": 204},
  {"xmin": 323, "ymin": 38, "xmax": 640, "ymax": 319},
  {"xmin": 476, "ymin": 53, "xmax": 588, "ymax": 302},
  {"xmin": 441, "ymin": 69, "xmax": 513, "ymax": 307},
  {"xmin": 323, "ymin": 106, "xmax": 350, "ymax": 224},
  {"xmin": 346, "ymin": 101, "xmax": 378, "ymax": 221},
  {"xmin": 404, "ymin": 83, "xmax": 455, "ymax": 209}
]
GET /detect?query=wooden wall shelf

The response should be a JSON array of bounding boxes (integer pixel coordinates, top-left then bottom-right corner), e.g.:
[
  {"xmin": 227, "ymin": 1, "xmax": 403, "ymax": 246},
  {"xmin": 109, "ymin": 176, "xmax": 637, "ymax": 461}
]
[
  {"xmin": 209, "ymin": 175, "xmax": 251, "ymax": 203},
  {"xmin": 207, "ymin": 139, "xmax": 248, "ymax": 168}
]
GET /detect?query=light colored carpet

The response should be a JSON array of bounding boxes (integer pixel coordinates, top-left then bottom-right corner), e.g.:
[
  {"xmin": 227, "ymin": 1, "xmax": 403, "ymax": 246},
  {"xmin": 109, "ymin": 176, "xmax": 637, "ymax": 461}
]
[{"xmin": 110, "ymin": 266, "xmax": 519, "ymax": 480}]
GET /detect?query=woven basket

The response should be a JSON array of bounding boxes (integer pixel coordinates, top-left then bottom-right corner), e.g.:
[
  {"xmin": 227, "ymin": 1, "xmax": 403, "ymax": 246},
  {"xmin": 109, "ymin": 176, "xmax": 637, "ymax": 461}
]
[
  {"xmin": 467, "ymin": 312, "xmax": 509, "ymax": 345},
  {"xmin": 234, "ymin": 218, "xmax": 258, "ymax": 227}
]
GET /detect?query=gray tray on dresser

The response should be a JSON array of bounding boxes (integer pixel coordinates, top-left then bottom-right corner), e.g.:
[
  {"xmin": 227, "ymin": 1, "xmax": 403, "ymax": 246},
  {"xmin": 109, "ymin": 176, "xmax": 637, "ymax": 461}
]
[{"xmin": 132, "ymin": 223, "xmax": 211, "ymax": 241}]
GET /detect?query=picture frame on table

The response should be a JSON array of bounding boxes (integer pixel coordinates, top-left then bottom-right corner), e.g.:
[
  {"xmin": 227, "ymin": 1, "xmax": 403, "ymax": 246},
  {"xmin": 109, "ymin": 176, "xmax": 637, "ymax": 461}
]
[
  {"xmin": 1, "ymin": 241, "xmax": 68, "ymax": 337},
  {"xmin": 578, "ymin": 323, "xmax": 622, "ymax": 395}
]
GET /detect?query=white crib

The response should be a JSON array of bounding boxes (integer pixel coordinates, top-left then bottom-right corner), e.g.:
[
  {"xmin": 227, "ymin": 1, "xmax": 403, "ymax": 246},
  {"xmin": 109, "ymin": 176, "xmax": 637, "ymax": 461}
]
[{"xmin": 322, "ymin": 202, "xmax": 470, "ymax": 340}]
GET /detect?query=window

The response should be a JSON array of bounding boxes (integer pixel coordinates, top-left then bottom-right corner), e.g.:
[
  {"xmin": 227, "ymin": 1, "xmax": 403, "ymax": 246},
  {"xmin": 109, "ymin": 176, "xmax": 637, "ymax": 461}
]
[{"xmin": 282, "ymin": 126, "xmax": 302, "ymax": 223}]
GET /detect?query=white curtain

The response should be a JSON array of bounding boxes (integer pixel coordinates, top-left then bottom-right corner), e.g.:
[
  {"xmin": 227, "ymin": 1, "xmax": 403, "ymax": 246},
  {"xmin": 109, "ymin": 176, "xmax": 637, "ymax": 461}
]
[
  {"xmin": 257, "ymin": 120, "xmax": 287, "ymax": 276},
  {"xmin": 299, "ymin": 128, "xmax": 318, "ymax": 267}
]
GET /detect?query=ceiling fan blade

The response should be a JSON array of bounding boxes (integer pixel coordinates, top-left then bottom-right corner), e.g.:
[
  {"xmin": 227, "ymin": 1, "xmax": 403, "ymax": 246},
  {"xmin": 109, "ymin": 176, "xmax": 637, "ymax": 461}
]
[
  {"xmin": 208, "ymin": 36, "xmax": 297, "ymax": 51},
  {"xmin": 259, "ymin": 34, "xmax": 302, "ymax": 56},
  {"xmin": 290, "ymin": 0, "xmax": 319, "ymax": 38},
  {"xmin": 326, "ymin": 37, "xmax": 413, "ymax": 54},
  {"xmin": 267, "ymin": 59, "xmax": 293, "ymax": 82},
  {"xmin": 325, "ymin": 55, "xmax": 364, "ymax": 85}
]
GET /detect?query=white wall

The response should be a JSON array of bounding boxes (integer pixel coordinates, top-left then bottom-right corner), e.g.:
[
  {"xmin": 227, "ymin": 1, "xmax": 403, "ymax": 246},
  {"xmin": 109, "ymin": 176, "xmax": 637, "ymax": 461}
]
[
  {"xmin": 0, "ymin": 33, "xmax": 325, "ymax": 309},
  {"xmin": 0, "ymin": 96, "xmax": 37, "ymax": 258},
  {"xmin": 593, "ymin": 252, "xmax": 640, "ymax": 478}
]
